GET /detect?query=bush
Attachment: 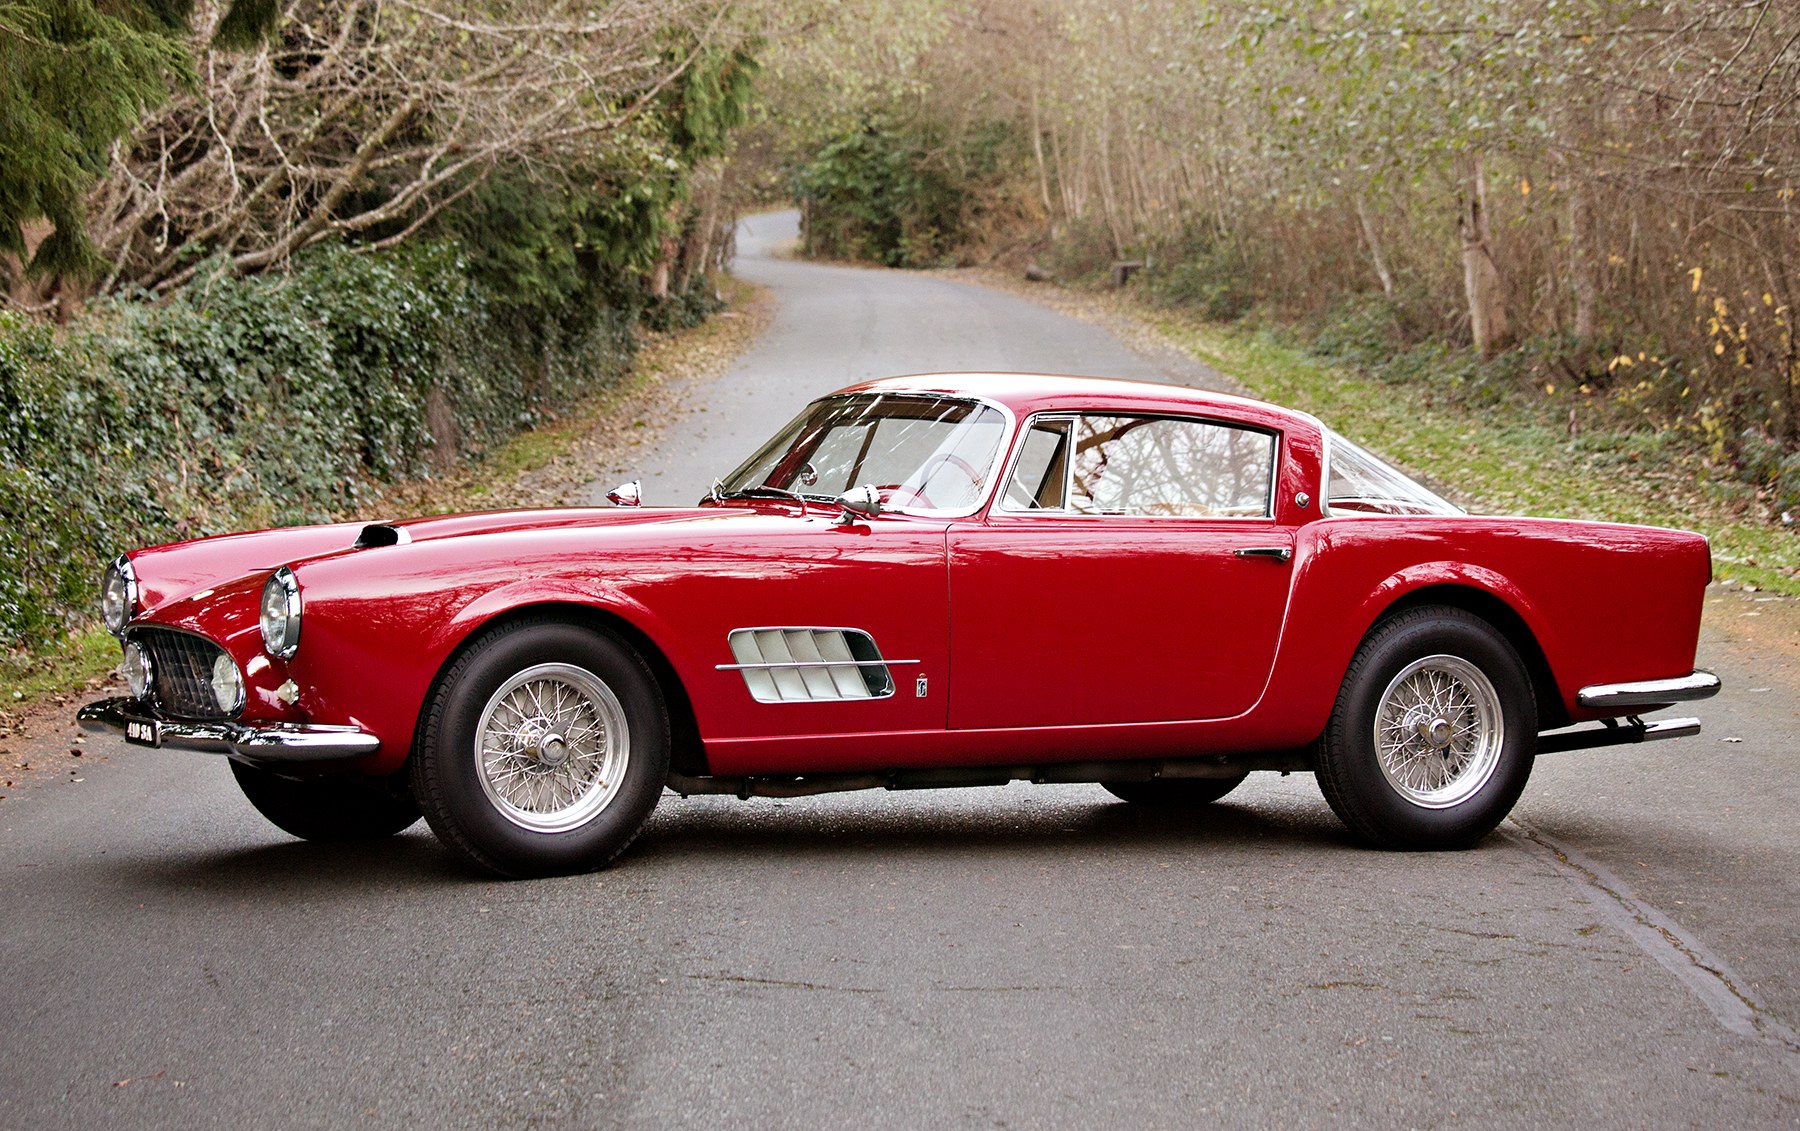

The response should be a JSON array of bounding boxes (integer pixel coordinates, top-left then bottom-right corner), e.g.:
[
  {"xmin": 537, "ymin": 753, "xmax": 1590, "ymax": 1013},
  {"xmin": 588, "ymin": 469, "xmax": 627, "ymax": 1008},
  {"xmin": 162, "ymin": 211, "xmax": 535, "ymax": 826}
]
[
  {"xmin": 1037, "ymin": 218, "xmax": 1120, "ymax": 286},
  {"xmin": 793, "ymin": 118, "xmax": 1025, "ymax": 269},
  {"xmin": 1141, "ymin": 229, "xmax": 1256, "ymax": 322},
  {"xmin": 1740, "ymin": 429, "xmax": 1800, "ymax": 517},
  {"xmin": 0, "ymin": 242, "xmax": 635, "ymax": 648}
]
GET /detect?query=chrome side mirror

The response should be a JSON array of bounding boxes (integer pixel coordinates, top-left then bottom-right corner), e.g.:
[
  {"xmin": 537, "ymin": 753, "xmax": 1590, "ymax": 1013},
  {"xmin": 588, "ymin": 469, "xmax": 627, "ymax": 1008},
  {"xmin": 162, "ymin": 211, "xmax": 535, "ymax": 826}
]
[
  {"xmin": 835, "ymin": 484, "xmax": 883, "ymax": 524},
  {"xmin": 606, "ymin": 480, "xmax": 642, "ymax": 507}
]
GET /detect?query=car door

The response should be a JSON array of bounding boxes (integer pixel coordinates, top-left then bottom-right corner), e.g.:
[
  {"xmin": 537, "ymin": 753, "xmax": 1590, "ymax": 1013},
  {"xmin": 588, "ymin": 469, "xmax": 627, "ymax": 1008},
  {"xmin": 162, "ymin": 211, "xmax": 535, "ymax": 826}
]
[
  {"xmin": 946, "ymin": 412, "xmax": 1295, "ymax": 730},
  {"xmin": 641, "ymin": 511, "xmax": 952, "ymax": 768}
]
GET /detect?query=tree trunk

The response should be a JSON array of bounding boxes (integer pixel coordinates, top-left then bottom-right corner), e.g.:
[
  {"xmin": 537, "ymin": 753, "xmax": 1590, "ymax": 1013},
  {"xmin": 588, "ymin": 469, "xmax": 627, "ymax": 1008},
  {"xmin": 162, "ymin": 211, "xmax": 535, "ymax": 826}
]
[
  {"xmin": 1029, "ymin": 84, "xmax": 1053, "ymax": 215},
  {"xmin": 1353, "ymin": 193, "xmax": 1395, "ymax": 297},
  {"xmin": 676, "ymin": 160, "xmax": 724, "ymax": 295},
  {"xmin": 1569, "ymin": 178, "xmax": 1598, "ymax": 349},
  {"xmin": 1457, "ymin": 155, "xmax": 1509, "ymax": 357}
]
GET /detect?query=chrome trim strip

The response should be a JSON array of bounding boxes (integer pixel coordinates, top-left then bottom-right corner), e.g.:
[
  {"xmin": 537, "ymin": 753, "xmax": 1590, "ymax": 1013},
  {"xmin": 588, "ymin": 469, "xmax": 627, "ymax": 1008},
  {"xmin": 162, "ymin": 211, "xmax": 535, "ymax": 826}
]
[
  {"xmin": 716, "ymin": 659, "xmax": 921, "ymax": 670},
  {"xmin": 723, "ymin": 627, "xmax": 902, "ymax": 703},
  {"xmin": 77, "ymin": 697, "xmax": 379, "ymax": 762},
  {"xmin": 1577, "ymin": 670, "xmax": 1721, "ymax": 709}
]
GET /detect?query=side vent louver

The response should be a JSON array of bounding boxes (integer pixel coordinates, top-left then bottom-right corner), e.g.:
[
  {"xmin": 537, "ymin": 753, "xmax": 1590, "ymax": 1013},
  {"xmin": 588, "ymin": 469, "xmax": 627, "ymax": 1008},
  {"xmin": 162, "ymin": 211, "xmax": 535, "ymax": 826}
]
[{"xmin": 720, "ymin": 628, "xmax": 909, "ymax": 703}]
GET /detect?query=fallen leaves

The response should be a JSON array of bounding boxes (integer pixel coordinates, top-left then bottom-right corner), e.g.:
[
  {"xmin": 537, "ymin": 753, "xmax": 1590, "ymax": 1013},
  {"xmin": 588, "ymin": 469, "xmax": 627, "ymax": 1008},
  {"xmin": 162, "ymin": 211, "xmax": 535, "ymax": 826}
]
[{"xmin": 113, "ymin": 1071, "xmax": 165, "ymax": 1087}]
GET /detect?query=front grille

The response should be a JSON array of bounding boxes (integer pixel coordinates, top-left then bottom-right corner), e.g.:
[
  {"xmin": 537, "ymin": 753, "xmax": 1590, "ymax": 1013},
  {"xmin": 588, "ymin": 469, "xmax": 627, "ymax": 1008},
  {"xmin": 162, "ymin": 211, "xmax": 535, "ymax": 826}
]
[{"xmin": 133, "ymin": 627, "xmax": 229, "ymax": 720}]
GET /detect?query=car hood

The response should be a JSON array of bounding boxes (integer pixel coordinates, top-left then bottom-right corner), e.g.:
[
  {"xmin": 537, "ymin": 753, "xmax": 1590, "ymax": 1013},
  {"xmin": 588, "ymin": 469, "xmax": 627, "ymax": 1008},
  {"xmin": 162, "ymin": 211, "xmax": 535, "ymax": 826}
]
[
  {"xmin": 374, "ymin": 505, "xmax": 711, "ymax": 544},
  {"xmin": 124, "ymin": 504, "xmax": 830, "ymax": 622}
]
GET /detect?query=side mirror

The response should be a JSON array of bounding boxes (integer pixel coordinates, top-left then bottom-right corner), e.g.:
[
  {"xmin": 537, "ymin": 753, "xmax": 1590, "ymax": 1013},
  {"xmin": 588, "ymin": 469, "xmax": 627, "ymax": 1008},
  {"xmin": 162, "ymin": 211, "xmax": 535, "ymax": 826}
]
[
  {"xmin": 835, "ymin": 484, "xmax": 883, "ymax": 523},
  {"xmin": 606, "ymin": 480, "xmax": 642, "ymax": 507}
]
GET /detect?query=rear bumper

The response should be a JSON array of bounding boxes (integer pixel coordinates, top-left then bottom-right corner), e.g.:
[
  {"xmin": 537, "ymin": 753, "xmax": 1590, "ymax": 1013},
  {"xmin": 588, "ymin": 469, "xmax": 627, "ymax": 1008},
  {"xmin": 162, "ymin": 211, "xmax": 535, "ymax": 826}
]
[
  {"xmin": 1577, "ymin": 670, "xmax": 1721, "ymax": 710},
  {"xmin": 1541, "ymin": 669, "xmax": 1721, "ymax": 755},
  {"xmin": 77, "ymin": 697, "xmax": 379, "ymax": 762}
]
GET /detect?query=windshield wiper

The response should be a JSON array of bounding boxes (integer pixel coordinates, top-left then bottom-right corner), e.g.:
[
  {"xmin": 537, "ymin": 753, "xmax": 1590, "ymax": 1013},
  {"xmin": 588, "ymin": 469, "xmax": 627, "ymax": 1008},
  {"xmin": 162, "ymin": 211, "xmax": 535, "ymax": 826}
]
[{"xmin": 715, "ymin": 484, "xmax": 814, "ymax": 513}]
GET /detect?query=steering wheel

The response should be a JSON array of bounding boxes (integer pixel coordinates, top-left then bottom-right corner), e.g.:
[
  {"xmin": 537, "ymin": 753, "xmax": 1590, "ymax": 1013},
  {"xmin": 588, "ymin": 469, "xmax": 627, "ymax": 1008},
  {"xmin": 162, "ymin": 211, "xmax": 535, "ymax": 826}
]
[
  {"xmin": 871, "ymin": 457, "xmax": 983, "ymax": 511},
  {"xmin": 874, "ymin": 483, "xmax": 934, "ymax": 508},
  {"xmin": 920, "ymin": 453, "xmax": 982, "ymax": 488}
]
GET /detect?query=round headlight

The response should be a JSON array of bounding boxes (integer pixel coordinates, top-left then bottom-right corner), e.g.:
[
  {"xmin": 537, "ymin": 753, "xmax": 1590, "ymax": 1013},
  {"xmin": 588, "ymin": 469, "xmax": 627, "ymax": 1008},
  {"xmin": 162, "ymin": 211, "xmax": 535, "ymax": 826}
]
[
  {"xmin": 101, "ymin": 555, "xmax": 138, "ymax": 637},
  {"xmin": 210, "ymin": 652, "xmax": 245, "ymax": 714},
  {"xmin": 122, "ymin": 640, "xmax": 152, "ymax": 700},
  {"xmin": 260, "ymin": 567, "xmax": 302, "ymax": 659}
]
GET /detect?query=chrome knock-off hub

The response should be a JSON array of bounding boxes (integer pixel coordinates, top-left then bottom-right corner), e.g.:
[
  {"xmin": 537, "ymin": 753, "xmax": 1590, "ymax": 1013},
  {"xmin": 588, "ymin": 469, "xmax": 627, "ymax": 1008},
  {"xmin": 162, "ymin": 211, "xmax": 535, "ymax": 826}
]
[
  {"xmin": 1409, "ymin": 710, "xmax": 1455, "ymax": 752},
  {"xmin": 518, "ymin": 718, "xmax": 570, "ymax": 768}
]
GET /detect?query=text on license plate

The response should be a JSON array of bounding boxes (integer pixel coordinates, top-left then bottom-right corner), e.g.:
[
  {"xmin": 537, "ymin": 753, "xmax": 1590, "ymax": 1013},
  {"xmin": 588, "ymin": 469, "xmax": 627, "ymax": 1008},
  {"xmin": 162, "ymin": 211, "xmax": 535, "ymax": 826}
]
[{"xmin": 124, "ymin": 720, "xmax": 160, "ymax": 747}]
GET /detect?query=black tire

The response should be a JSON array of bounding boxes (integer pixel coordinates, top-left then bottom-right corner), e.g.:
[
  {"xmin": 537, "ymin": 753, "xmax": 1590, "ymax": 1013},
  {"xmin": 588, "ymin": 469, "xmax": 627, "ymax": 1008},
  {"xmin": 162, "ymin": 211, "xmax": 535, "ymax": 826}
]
[
  {"xmin": 1316, "ymin": 605, "xmax": 1536, "ymax": 850},
  {"xmin": 410, "ymin": 618, "xmax": 670, "ymax": 878},
  {"xmin": 1102, "ymin": 774, "xmax": 1247, "ymax": 806},
  {"xmin": 230, "ymin": 759, "xmax": 420, "ymax": 841}
]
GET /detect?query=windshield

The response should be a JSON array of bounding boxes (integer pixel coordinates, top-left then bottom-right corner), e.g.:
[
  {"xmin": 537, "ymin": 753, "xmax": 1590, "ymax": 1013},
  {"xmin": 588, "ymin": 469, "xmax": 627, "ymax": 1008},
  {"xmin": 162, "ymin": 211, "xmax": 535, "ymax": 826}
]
[
  {"xmin": 1326, "ymin": 431, "xmax": 1464, "ymax": 516},
  {"xmin": 715, "ymin": 393, "xmax": 1007, "ymax": 513}
]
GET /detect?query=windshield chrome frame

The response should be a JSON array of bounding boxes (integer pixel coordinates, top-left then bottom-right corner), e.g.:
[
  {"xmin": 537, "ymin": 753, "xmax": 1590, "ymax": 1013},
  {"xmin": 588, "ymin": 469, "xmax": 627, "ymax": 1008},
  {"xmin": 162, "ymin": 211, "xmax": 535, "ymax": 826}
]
[{"xmin": 719, "ymin": 391, "xmax": 1018, "ymax": 520}]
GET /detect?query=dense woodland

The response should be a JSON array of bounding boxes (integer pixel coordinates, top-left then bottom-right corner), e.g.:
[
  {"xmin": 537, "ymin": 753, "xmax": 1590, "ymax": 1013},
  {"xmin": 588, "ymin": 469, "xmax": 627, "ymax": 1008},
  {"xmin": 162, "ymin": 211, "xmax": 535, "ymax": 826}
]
[
  {"xmin": 2, "ymin": 0, "xmax": 1797, "ymax": 646},
  {"xmin": 770, "ymin": 0, "xmax": 1799, "ymax": 487}
]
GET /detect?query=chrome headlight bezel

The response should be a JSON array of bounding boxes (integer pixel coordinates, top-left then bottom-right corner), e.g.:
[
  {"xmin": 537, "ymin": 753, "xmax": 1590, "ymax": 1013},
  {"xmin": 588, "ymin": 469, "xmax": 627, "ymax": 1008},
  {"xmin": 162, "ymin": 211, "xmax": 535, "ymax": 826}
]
[
  {"xmin": 259, "ymin": 566, "xmax": 302, "ymax": 660},
  {"xmin": 122, "ymin": 639, "xmax": 153, "ymax": 700},
  {"xmin": 210, "ymin": 651, "xmax": 245, "ymax": 715},
  {"xmin": 101, "ymin": 555, "xmax": 139, "ymax": 637}
]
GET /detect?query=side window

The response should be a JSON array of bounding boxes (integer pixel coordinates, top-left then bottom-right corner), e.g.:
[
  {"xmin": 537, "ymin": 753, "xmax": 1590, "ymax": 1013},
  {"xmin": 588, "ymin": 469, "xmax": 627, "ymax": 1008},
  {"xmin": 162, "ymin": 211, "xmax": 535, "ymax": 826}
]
[
  {"xmin": 1066, "ymin": 415, "xmax": 1274, "ymax": 517},
  {"xmin": 1003, "ymin": 419, "xmax": 1071, "ymax": 509}
]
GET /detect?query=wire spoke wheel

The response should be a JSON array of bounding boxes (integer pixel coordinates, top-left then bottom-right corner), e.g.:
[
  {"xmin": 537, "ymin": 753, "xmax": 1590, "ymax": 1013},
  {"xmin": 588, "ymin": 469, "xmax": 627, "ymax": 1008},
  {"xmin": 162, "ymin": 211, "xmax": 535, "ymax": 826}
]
[
  {"xmin": 1372, "ymin": 654, "xmax": 1503, "ymax": 809},
  {"xmin": 474, "ymin": 662, "xmax": 629, "ymax": 834},
  {"xmin": 1315, "ymin": 606, "xmax": 1535, "ymax": 850}
]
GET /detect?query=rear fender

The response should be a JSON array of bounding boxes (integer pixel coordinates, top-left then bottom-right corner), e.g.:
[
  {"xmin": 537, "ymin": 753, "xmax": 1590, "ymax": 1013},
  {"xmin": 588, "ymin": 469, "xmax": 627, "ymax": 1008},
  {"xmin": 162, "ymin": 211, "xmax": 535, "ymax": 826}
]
[
  {"xmin": 1357, "ymin": 566, "xmax": 1567, "ymax": 730},
  {"xmin": 1358, "ymin": 563, "xmax": 1550, "ymax": 644},
  {"xmin": 1253, "ymin": 559, "xmax": 1558, "ymax": 751}
]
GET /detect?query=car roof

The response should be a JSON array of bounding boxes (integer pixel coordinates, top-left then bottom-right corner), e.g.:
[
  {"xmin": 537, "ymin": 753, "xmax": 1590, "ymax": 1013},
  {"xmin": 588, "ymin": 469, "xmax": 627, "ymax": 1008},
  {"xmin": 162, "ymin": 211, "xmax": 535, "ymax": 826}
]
[{"xmin": 834, "ymin": 372, "xmax": 1313, "ymax": 433}]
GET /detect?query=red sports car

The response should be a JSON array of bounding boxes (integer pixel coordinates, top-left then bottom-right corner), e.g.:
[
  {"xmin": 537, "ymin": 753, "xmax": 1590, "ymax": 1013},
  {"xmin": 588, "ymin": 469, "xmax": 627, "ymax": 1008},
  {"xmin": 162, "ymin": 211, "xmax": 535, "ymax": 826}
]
[{"xmin": 79, "ymin": 373, "xmax": 1720, "ymax": 876}]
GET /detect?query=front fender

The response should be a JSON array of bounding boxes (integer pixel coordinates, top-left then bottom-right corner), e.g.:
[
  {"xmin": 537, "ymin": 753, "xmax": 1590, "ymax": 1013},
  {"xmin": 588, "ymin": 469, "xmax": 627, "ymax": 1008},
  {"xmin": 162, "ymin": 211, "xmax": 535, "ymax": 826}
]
[{"xmin": 288, "ymin": 562, "xmax": 685, "ymax": 776}]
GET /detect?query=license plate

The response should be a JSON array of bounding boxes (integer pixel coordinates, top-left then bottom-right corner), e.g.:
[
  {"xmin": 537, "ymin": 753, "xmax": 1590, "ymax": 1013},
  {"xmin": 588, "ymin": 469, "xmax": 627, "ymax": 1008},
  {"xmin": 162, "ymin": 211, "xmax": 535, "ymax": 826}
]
[{"xmin": 124, "ymin": 719, "xmax": 161, "ymax": 748}]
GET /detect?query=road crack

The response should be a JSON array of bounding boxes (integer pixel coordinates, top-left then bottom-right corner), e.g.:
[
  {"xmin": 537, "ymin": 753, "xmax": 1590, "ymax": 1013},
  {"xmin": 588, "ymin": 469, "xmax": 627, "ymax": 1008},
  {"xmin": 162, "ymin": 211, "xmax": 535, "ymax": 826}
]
[
  {"xmin": 683, "ymin": 972, "xmax": 880, "ymax": 994},
  {"xmin": 1506, "ymin": 817, "xmax": 1800, "ymax": 1055}
]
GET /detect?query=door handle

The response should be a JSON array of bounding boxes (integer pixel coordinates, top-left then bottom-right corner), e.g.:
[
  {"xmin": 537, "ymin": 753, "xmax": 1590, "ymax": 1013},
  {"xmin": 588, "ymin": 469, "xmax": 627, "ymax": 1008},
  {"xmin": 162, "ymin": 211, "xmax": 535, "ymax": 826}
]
[{"xmin": 1235, "ymin": 546, "xmax": 1292, "ymax": 563}]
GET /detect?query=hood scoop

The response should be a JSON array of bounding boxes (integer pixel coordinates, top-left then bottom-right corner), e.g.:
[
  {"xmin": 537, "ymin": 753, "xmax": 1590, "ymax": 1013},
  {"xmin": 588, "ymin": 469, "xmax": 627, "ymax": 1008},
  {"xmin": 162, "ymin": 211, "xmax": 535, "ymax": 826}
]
[{"xmin": 353, "ymin": 523, "xmax": 411, "ymax": 549}]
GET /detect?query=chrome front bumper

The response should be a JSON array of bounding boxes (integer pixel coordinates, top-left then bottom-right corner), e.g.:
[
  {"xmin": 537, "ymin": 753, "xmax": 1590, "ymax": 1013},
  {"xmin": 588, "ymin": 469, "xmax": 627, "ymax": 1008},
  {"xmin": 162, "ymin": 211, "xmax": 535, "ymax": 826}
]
[
  {"xmin": 1577, "ymin": 670, "xmax": 1722, "ymax": 710},
  {"xmin": 77, "ymin": 697, "xmax": 379, "ymax": 762}
]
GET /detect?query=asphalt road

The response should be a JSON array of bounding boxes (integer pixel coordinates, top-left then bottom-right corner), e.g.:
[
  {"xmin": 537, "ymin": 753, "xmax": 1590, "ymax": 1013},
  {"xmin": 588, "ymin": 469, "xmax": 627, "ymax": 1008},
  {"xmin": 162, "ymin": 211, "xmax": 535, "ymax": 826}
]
[{"xmin": 1, "ymin": 212, "xmax": 1795, "ymax": 1129}]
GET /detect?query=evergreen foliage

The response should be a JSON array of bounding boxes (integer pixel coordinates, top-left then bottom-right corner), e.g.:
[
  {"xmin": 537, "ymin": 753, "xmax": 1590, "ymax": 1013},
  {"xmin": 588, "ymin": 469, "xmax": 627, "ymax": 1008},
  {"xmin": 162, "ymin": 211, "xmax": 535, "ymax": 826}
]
[
  {"xmin": 666, "ymin": 43, "xmax": 761, "ymax": 163},
  {"xmin": 0, "ymin": 244, "xmax": 634, "ymax": 647},
  {"xmin": 0, "ymin": 0, "xmax": 195, "ymax": 277},
  {"xmin": 793, "ymin": 118, "xmax": 1020, "ymax": 268}
]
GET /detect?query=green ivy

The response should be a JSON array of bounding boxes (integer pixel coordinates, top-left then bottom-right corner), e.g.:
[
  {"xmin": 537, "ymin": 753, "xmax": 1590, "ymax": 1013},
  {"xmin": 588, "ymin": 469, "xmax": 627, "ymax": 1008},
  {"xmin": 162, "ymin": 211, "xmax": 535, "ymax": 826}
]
[{"xmin": 0, "ymin": 241, "xmax": 634, "ymax": 648}]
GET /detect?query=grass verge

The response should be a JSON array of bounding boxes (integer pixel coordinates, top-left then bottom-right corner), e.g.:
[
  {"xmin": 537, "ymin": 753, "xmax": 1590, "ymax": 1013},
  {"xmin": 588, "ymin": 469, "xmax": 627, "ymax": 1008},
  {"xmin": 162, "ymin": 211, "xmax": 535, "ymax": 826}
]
[
  {"xmin": 1157, "ymin": 319, "xmax": 1799, "ymax": 595},
  {"xmin": 0, "ymin": 628, "xmax": 118, "ymax": 716}
]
